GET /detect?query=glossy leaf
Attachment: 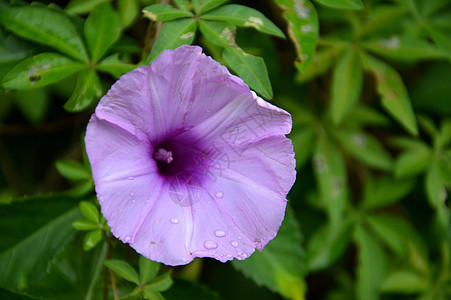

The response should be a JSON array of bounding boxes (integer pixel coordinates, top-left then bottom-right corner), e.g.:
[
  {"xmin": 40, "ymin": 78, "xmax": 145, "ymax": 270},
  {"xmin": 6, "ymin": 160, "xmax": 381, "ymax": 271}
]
[
  {"xmin": 79, "ymin": 201, "xmax": 99, "ymax": 224},
  {"xmin": 363, "ymin": 53, "xmax": 418, "ymax": 136},
  {"xmin": 2, "ymin": 53, "xmax": 85, "ymax": 89},
  {"xmin": 0, "ymin": 197, "xmax": 80, "ymax": 292},
  {"xmin": 55, "ymin": 159, "xmax": 90, "ymax": 181},
  {"xmin": 143, "ymin": 290, "xmax": 164, "ymax": 300},
  {"xmin": 83, "ymin": 230, "xmax": 102, "ymax": 251},
  {"xmin": 222, "ymin": 46, "xmax": 273, "ymax": 99},
  {"xmin": 64, "ymin": 69, "xmax": 102, "ymax": 112},
  {"xmin": 330, "ymin": 128, "xmax": 393, "ymax": 170},
  {"xmin": 233, "ymin": 208, "xmax": 306, "ymax": 300},
  {"xmin": 201, "ymin": 4, "xmax": 285, "ymax": 38},
  {"xmin": 104, "ymin": 259, "xmax": 140, "ymax": 285},
  {"xmin": 314, "ymin": 0, "xmax": 363, "ymax": 10},
  {"xmin": 173, "ymin": 0, "xmax": 190, "ymax": 11},
  {"xmin": 84, "ymin": 2, "xmax": 120, "ymax": 63},
  {"xmin": 72, "ymin": 219, "xmax": 98, "ymax": 231},
  {"xmin": 330, "ymin": 48, "xmax": 363, "ymax": 124},
  {"xmin": 0, "ymin": 6, "xmax": 88, "ymax": 61},
  {"xmin": 147, "ymin": 18, "xmax": 197, "ymax": 64},
  {"xmin": 145, "ymin": 273, "xmax": 173, "ymax": 292},
  {"xmin": 274, "ymin": 0, "xmax": 318, "ymax": 70},
  {"xmin": 198, "ymin": 20, "xmax": 235, "ymax": 48},
  {"xmin": 97, "ymin": 54, "xmax": 135, "ymax": 79},
  {"xmin": 354, "ymin": 225, "xmax": 387, "ymax": 300},
  {"xmin": 425, "ymin": 158, "xmax": 445, "ymax": 210},
  {"xmin": 142, "ymin": 4, "xmax": 193, "ymax": 22},
  {"xmin": 191, "ymin": 0, "xmax": 229, "ymax": 14}
]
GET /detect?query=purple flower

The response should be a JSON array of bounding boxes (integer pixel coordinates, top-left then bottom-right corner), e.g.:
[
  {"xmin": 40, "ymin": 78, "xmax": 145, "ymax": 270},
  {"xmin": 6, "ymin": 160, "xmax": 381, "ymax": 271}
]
[{"xmin": 85, "ymin": 45, "xmax": 296, "ymax": 266}]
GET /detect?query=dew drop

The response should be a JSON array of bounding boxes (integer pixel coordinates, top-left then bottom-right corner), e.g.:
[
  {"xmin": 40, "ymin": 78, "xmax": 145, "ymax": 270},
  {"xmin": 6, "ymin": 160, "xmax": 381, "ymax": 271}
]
[
  {"xmin": 124, "ymin": 236, "xmax": 131, "ymax": 242},
  {"xmin": 230, "ymin": 241, "xmax": 239, "ymax": 247},
  {"xmin": 132, "ymin": 199, "xmax": 135, "ymax": 203},
  {"xmin": 242, "ymin": 252, "xmax": 248, "ymax": 259},
  {"xmin": 204, "ymin": 241, "xmax": 218, "ymax": 250},
  {"xmin": 127, "ymin": 176, "xmax": 135, "ymax": 180},
  {"xmin": 170, "ymin": 218, "xmax": 179, "ymax": 224},
  {"xmin": 146, "ymin": 199, "xmax": 150, "ymax": 203},
  {"xmin": 215, "ymin": 230, "xmax": 226, "ymax": 237},
  {"xmin": 238, "ymin": 236, "xmax": 242, "ymax": 240},
  {"xmin": 226, "ymin": 254, "xmax": 233, "ymax": 258},
  {"xmin": 129, "ymin": 192, "xmax": 134, "ymax": 197},
  {"xmin": 215, "ymin": 191, "xmax": 224, "ymax": 199}
]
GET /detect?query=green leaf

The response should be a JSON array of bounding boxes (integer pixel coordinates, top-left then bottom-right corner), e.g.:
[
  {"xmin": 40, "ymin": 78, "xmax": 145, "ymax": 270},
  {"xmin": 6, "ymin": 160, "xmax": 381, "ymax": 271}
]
[
  {"xmin": 296, "ymin": 45, "xmax": 344, "ymax": 82},
  {"xmin": 0, "ymin": 28, "xmax": 41, "ymax": 64},
  {"xmin": 314, "ymin": 0, "xmax": 363, "ymax": 10},
  {"xmin": 274, "ymin": 0, "xmax": 318, "ymax": 70},
  {"xmin": 0, "ymin": 6, "xmax": 88, "ymax": 61},
  {"xmin": 173, "ymin": 0, "xmax": 190, "ymax": 11},
  {"xmin": 354, "ymin": 225, "xmax": 387, "ymax": 300},
  {"xmin": 55, "ymin": 159, "xmax": 90, "ymax": 181},
  {"xmin": 65, "ymin": 0, "xmax": 109, "ymax": 15},
  {"xmin": 143, "ymin": 290, "xmax": 164, "ymax": 300},
  {"xmin": 330, "ymin": 48, "xmax": 363, "ymax": 124},
  {"xmin": 72, "ymin": 219, "xmax": 98, "ymax": 231},
  {"xmin": 306, "ymin": 221, "xmax": 352, "ymax": 271},
  {"xmin": 198, "ymin": 20, "xmax": 235, "ymax": 48},
  {"xmin": 381, "ymin": 270, "xmax": 428, "ymax": 294},
  {"xmin": 360, "ymin": 5, "xmax": 408, "ymax": 37},
  {"xmin": 361, "ymin": 176, "xmax": 415, "ymax": 210},
  {"xmin": 291, "ymin": 126, "xmax": 315, "ymax": 169},
  {"xmin": 425, "ymin": 157, "xmax": 446, "ymax": 210},
  {"xmin": 84, "ymin": 2, "xmax": 121, "ymax": 63},
  {"xmin": 192, "ymin": 0, "xmax": 229, "ymax": 14},
  {"xmin": 104, "ymin": 259, "xmax": 140, "ymax": 285},
  {"xmin": 233, "ymin": 208, "xmax": 306, "ymax": 300},
  {"xmin": 147, "ymin": 18, "xmax": 197, "ymax": 64},
  {"xmin": 118, "ymin": 0, "xmax": 139, "ymax": 28},
  {"xmin": 163, "ymin": 279, "xmax": 221, "ymax": 300},
  {"xmin": 79, "ymin": 201, "xmax": 99, "ymax": 224},
  {"xmin": 394, "ymin": 144, "xmax": 432, "ymax": 178},
  {"xmin": 364, "ymin": 213, "xmax": 419, "ymax": 257},
  {"xmin": 312, "ymin": 131, "xmax": 348, "ymax": 226},
  {"xmin": 142, "ymin": 4, "xmax": 193, "ymax": 22},
  {"xmin": 145, "ymin": 273, "xmax": 173, "ymax": 292},
  {"xmin": 201, "ymin": 4, "xmax": 285, "ymax": 38},
  {"xmin": 363, "ymin": 53, "xmax": 418, "ymax": 136},
  {"xmin": 0, "ymin": 198, "xmax": 80, "ymax": 292},
  {"xmin": 222, "ymin": 46, "xmax": 273, "ymax": 99},
  {"xmin": 139, "ymin": 256, "xmax": 159, "ymax": 284},
  {"xmin": 362, "ymin": 36, "xmax": 450, "ymax": 62},
  {"xmin": 83, "ymin": 230, "xmax": 102, "ymax": 251},
  {"xmin": 97, "ymin": 54, "xmax": 135, "ymax": 79},
  {"xmin": 345, "ymin": 104, "xmax": 392, "ymax": 128},
  {"xmin": 330, "ymin": 128, "xmax": 393, "ymax": 170},
  {"xmin": 2, "ymin": 53, "xmax": 85, "ymax": 89},
  {"xmin": 438, "ymin": 119, "xmax": 451, "ymax": 149},
  {"xmin": 64, "ymin": 69, "xmax": 102, "ymax": 112}
]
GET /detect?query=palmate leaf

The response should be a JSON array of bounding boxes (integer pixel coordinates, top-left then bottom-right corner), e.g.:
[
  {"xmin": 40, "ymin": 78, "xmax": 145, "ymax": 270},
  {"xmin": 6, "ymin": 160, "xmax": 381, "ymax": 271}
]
[
  {"xmin": 139, "ymin": 256, "xmax": 160, "ymax": 285},
  {"xmin": 64, "ymin": 68, "xmax": 102, "ymax": 112},
  {"xmin": 0, "ymin": 5, "xmax": 88, "ymax": 62},
  {"xmin": 97, "ymin": 54, "xmax": 135, "ymax": 79},
  {"xmin": 84, "ymin": 2, "xmax": 121, "ymax": 63},
  {"xmin": 1, "ymin": 53, "xmax": 85, "ymax": 89},
  {"xmin": 147, "ymin": 18, "xmax": 197, "ymax": 64},
  {"xmin": 360, "ymin": 176, "xmax": 415, "ymax": 210},
  {"xmin": 142, "ymin": 4, "xmax": 193, "ymax": 22},
  {"xmin": 362, "ymin": 53, "xmax": 418, "ymax": 136},
  {"xmin": 274, "ymin": 0, "xmax": 319, "ymax": 71},
  {"xmin": 198, "ymin": 20, "xmax": 235, "ymax": 48},
  {"xmin": 191, "ymin": 0, "xmax": 229, "ymax": 14},
  {"xmin": 232, "ymin": 208, "xmax": 306, "ymax": 300},
  {"xmin": 104, "ymin": 259, "xmax": 140, "ymax": 285},
  {"xmin": 0, "ymin": 195, "xmax": 81, "ymax": 293},
  {"xmin": 222, "ymin": 46, "xmax": 273, "ymax": 99},
  {"xmin": 118, "ymin": 0, "xmax": 139, "ymax": 28},
  {"xmin": 201, "ymin": 4, "xmax": 285, "ymax": 38},
  {"xmin": 65, "ymin": 0, "xmax": 109, "ymax": 15}
]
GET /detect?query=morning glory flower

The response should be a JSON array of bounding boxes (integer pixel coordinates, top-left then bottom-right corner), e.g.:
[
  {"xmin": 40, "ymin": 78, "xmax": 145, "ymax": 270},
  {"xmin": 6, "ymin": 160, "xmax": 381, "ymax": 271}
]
[{"xmin": 85, "ymin": 45, "xmax": 296, "ymax": 266}]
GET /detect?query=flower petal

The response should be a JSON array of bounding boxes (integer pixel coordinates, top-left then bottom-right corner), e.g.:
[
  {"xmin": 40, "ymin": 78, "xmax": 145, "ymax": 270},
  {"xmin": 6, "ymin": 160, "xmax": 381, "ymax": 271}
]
[{"xmin": 85, "ymin": 116, "xmax": 157, "ymax": 184}]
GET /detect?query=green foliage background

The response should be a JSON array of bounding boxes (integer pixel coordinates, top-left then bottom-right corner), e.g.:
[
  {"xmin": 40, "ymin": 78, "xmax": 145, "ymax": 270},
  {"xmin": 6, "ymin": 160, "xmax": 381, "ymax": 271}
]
[{"xmin": 0, "ymin": 0, "xmax": 450, "ymax": 299}]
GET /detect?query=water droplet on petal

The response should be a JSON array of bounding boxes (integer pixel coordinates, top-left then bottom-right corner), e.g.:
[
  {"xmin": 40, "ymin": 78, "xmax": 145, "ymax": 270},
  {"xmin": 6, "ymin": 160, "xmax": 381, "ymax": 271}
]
[
  {"xmin": 215, "ymin": 230, "xmax": 226, "ymax": 237},
  {"xmin": 129, "ymin": 192, "xmax": 134, "ymax": 197},
  {"xmin": 146, "ymin": 199, "xmax": 150, "ymax": 203},
  {"xmin": 204, "ymin": 241, "xmax": 218, "ymax": 249},
  {"xmin": 231, "ymin": 241, "xmax": 239, "ymax": 247},
  {"xmin": 226, "ymin": 254, "xmax": 233, "ymax": 258},
  {"xmin": 132, "ymin": 199, "xmax": 135, "ymax": 203},
  {"xmin": 242, "ymin": 252, "xmax": 248, "ymax": 258},
  {"xmin": 124, "ymin": 236, "xmax": 131, "ymax": 242},
  {"xmin": 127, "ymin": 176, "xmax": 135, "ymax": 180},
  {"xmin": 215, "ymin": 191, "xmax": 224, "ymax": 199},
  {"xmin": 170, "ymin": 218, "xmax": 179, "ymax": 224},
  {"xmin": 238, "ymin": 236, "xmax": 242, "ymax": 240}
]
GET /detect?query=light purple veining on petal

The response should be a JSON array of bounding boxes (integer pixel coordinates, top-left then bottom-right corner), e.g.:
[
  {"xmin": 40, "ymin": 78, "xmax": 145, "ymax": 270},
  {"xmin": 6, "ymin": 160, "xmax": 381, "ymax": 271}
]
[{"xmin": 85, "ymin": 44, "xmax": 296, "ymax": 266}]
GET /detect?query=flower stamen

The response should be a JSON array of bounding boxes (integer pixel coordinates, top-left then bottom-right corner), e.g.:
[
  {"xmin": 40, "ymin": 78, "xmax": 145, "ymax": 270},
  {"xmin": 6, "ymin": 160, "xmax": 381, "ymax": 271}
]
[{"xmin": 154, "ymin": 148, "xmax": 174, "ymax": 164}]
